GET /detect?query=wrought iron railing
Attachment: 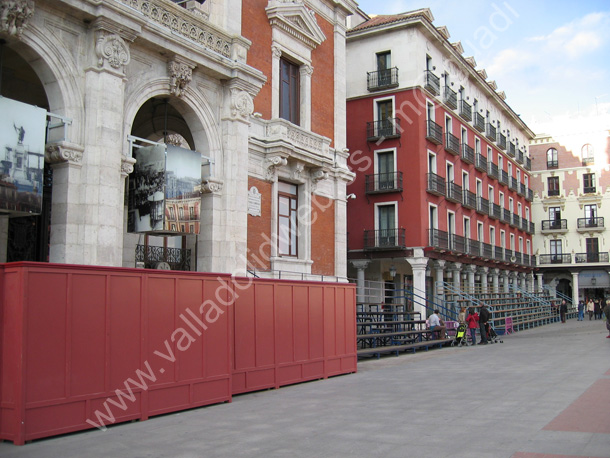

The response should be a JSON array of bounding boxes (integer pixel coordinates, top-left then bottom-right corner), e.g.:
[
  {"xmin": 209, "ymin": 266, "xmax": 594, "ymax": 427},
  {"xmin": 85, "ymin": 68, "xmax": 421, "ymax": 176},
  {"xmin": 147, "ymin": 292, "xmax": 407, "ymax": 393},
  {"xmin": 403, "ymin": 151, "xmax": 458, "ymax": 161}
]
[
  {"xmin": 500, "ymin": 170, "xmax": 508, "ymax": 185},
  {"xmin": 367, "ymin": 118, "xmax": 401, "ymax": 140},
  {"xmin": 446, "ymin": 181, "xmax": 462, "ymax": 202},
  {"xmin": 574, "ymin": 252, "xmax": 609, "ymax": 263},
  {"xmin": 427, "ymin": 172, "xmax": 446, "ymax": 196},
  {"xmin": 486, "ymin": 123, "xmax": 496, "ymax": 142},
  {"xmin": 525, "ymin": 156, "xmax": 531, "ymax": 171},
  {"xmin": 444, "ymin": 85, "xmax": 457, "ymax": 109},
  {"xmin": 475, "ymin": 154, "xmax": 487, "ymax": 172},
  {"xmin": 490, "ymin": 203, "xmax": 501, "ymax": 220},
  {"xmin": 488, "ymin": 162, "xmax": 499, "ymax": 180},
  {"xmin": 367, "ymin": 67, "xmax": 399, "ymax": 91},
  {"xmin": 426, "ymin": 119, "xmax": 443, "ymax": 144},
  {"xmin": 135, "ymin": 244, "xmax": 191, "ymax": 271},
  {"xmin": 476, "ymin": 197, "xmax": 489, "ymax": 215},
  {"xmin": 365, "ymin": 172, "xmax": 403, "ymax": 193},
  {"xmin": 538, "ymin": 254, "xmax": 571, "ymax": 264},
  {"xmin": 541, "ymin": 219, "xmax": 567, "ymax": 230},
  {"xmin": 473, "ymin": 112, "xmax": 485, "ymax": 132},
  {"xmin": 462, "ymin": 189, "xmax": 476, "ymax": 209},
  {"xmin": 461, "ymin": 143, "xmax": 474, "ymax": 163},
  {"xmin": 526, "ymin": 188, "xmax": 534, "ymax": 201},
  {"xmin": 497, "ymin": 133, "xmax": 507, "ymax": 150},
  {"xmin": 424, "ymin": 70, "xmax": 440, "ymax": 95},
  {"xmin": 445, "ymin": 132, "xmax": 460, "ymax": 155},
  {"xmin": 577, "ymin": 217, "xmax": 604, "ymax": 229},
  {"xmin": 547, "ymin": 159, "xmax": 558, "ymax": 169},
  {"xmin": 509, "ymin": 142, "xmax": 516, "ymax": 157},
  {"xmin": 364, "ymin": 228, "xmax": 406, "ymax": 250},
  {"xmin": 459, "ymin": 100, "xmax": 472, "ymax": 122}
]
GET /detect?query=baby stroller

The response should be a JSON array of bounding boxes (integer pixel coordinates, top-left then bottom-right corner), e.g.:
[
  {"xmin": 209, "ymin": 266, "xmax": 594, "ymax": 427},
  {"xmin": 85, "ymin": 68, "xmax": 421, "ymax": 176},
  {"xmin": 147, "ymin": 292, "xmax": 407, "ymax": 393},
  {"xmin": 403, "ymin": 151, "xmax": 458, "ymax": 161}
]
[
  {"xmin": 451, "ymin": 322, "xmax": 470, "ymax": 347},
  {"xmin": 485, "ymin": 322, "xmax": 503, "ymax": 344}
]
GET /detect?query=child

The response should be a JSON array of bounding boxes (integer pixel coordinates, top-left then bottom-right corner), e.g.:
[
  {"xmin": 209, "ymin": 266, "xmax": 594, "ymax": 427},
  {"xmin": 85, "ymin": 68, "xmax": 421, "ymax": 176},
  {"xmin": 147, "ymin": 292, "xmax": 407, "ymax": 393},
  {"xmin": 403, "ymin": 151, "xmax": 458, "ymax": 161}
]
[
  {"xmin": 466, "ymin": 307, "xmax": 479, "ymax": 345},
  {"xmin": 458, "ymin": 306, "xmax": 466, "ymax": 324}
]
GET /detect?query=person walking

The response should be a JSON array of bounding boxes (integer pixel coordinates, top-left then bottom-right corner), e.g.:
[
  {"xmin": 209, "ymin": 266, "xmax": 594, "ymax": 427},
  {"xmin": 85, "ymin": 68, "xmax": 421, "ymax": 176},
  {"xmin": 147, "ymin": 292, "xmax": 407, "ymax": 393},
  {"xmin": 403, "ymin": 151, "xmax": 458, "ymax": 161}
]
[
  {"xmin": 603, "ymin": 300, "xmax": 610, "ymax": 339},
  {"xmin": 577, "ymin": 300, "xmax": 584, "ymax": 321},
  {"xmin": 466, "ymin": 307, "xmax": 479, "ymax": 345},
  {"xmin": 560, "ymin": 300, "xmax": 567, "ymax": 323},
  {"xmin": 587, "ymin": 298, "xmax": 594, "ymax": 320},
  {"xmin": 478, "ymin": 304, "xmax": 490, "ymax": 345},
  {"xmin": 594, "ymin": 299, "xmax": 601, "ymax": 320}
]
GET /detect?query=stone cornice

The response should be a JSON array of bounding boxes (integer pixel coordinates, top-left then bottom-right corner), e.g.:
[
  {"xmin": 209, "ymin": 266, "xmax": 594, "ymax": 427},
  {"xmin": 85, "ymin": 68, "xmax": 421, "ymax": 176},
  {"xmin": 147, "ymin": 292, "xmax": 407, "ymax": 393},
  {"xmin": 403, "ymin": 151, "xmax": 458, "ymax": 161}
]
[{"xmin": 45, "ymin": 142, "xmax": 85, "ymax": 167}]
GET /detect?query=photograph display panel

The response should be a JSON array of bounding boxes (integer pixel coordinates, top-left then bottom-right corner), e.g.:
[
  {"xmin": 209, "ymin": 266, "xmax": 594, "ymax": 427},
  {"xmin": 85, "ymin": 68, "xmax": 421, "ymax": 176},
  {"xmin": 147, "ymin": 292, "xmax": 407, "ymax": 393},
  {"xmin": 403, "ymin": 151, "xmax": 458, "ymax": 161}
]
[
  {"xmin": 128, "ymin": 144, "xmax": 166, "ymax": 233},
  {"xmin": 164, "ymin": 145, "xmax": 201, "ymax": 234}
]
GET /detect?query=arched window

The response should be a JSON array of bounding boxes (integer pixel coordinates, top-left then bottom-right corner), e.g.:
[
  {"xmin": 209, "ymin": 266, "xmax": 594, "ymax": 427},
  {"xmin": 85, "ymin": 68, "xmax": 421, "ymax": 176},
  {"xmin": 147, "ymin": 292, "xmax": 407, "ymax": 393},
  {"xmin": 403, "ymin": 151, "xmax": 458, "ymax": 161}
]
[{"xmin": 546, "ymin": 148, "xmax": 558, "ymax": 168}]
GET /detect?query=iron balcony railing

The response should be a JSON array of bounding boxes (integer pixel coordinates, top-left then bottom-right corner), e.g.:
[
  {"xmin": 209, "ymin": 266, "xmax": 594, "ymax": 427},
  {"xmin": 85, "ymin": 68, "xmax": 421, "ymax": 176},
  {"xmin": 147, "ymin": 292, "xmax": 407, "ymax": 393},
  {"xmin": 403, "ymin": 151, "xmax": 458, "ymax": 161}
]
[
  {"xmin": 473, "ymin": 112, "xmax": 485, "ymax": 132},
  {"xmin": 427, "ymin": 172, "xmax": 446, "ymax": 196},
  {"xmin": 426, "ymin": 119, "xmax": 443, "ymax": 144},
  {"xmin": 367, "ymin": 67, "xmax": 399, "ymax": 91},
  {"xmin": 461, "ymin": 143, "xmax": 475, "ymax": 164},
  {"xmin": 541, "ymin": 219, "xmax": 567, "ymax": 231},
  {"xmin": 445, "ymin": 132, "xmax": 460, "ymax": 155},
  {"xmin": 482, "ymin": 242, "xmax": 493, "ymax": 259},
  {"xmin": 508, "ymin": 142, "xmax": 516, "ymax": 157},
  {"xmin": 502, "ymin": 208, "xmax": 511, "ymax": 223},
  {"xmin": 529, "ymin": 221, "xmax": 535, "ymax": 234},
  {"xmin": 500, "ymin": 170, "xmax": 508, "ymax": 185},
  {"xmin": 490, "ymin": 203, "xmax": 501, "ymax": 220},
  {"xmin": 519, "ymin": 183, "xmax": 526, "ymax": 196},
  {"xmin": 429, "ymin": 228, "xmax": 450, "ymax": 250},
  {"xmin": 497, "ymin": 133, "xmax": 507, "ymax": 150},
  {"xmin": 488, "ymin": 162, "xmax": 499, "ymax": 180},
  {"xmin": 446, "ymin": 181, "xmax": 463, "ymax": 203},
  {"xmin": 539, "ymin": 254, "xmax": 571, "ymax": 264},
  {"xmin": 365, "ymin": 172, "xmax": 403, "ymax": 193},
  {"xmin": 367, "ymin": 118, "xmax": 401, "ymax": 141},
  {"xmin": 548, "ymin": 188, "xmax": 560, "ymax": 197},
  {"xmin": 486, "ymin": 123, "xmax": 496, "ymax": 142},
  {"xmin": 516, "ymin": 150, "xmax": 524, "ymax": 164},
  {"xmin": 452, "ymin": 234, "xmax": 467, "ymax": 253},
  {"xmin": 575, "ymin": 252, "xmax": 609, "ymax": 263},
  {"xmin": 135, "ymin": 244, "xmax": 191, "ymax": 271},
  {"xmin": 424, "ymin": 70, "xmax": 440, "ymax": 95},
  {"xmin": 583, "ymin": 185, "xmax": 596, "ymax": 194},
  {"xmin": 520, "ymin": 217, "xmax": 529, "ymax": 231},
  {"xmin": 495, "ymin": 246, "xmax": 505, "ymax": 261},
  {"xmin": 510, "ymin": 213, "xmax": 519, "ymax": 227},
  {"xmin": 547, "ymin": 159, "xmax": 558, "ymax": 169},
  {"xmin": 459, "ymin": 100, "xmax": 472, "ymax": 122},
  {"xmin": 444, "ymin": 85, "xmax": 457, "ymax": 109},
  {"xmin": 509, "ymin": 177, "xmax": 519, "ymax": 191},
  {"xmin": 468, "ymin": 239, "xmax": 482, "ymax": 257},
  {"xmin": 462, "ymin": 189, "xmax": 476, "ymax": 209},
  {"xmin": 476, "ymin": 196, "xmax": 489, "ymax": 215},
  {"xmin": 525, "ymin": 156, "xmax": 531, "ymax": 171},
  {"xmin": 475, "ymin": 154, "xmax": 487, "ymax": 172},
  {"xmin": 364, "ymin": 228, "xmax": 406, "ymax": 250},
  {"xmin": 577, "ymin": 217, "xmax": 604, "ymax": 229},
  {"xmin": 526, "ymin": 188, "xmax": 534, "ymax": 201}
]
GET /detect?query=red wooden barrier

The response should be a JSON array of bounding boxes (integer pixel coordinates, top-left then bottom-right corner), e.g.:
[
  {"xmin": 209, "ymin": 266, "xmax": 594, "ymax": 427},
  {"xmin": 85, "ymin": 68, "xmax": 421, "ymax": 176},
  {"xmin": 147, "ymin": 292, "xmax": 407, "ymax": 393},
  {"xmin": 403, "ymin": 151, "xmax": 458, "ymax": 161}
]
[{"xmin": 0, "ymin": 263, "xmax": 356, "ymax": 445}]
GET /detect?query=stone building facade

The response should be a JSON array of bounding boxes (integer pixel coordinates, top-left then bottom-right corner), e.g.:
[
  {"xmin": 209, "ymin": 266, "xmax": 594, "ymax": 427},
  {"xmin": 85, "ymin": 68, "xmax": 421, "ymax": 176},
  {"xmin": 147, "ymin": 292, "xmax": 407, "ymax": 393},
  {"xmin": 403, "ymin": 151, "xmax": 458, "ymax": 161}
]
[{"xmin": 0, "ymin": 0, "xmax": 357, "ymax": 279}]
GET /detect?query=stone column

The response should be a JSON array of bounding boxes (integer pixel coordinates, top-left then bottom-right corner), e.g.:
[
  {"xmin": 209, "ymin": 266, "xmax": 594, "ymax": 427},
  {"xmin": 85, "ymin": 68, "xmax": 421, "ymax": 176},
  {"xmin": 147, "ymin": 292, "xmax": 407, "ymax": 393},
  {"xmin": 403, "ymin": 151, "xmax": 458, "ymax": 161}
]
[
  {"xmin": 528, "ymin": 273, "xmax": 535, "ymax": 293},
  {"xmin": 351, "ymin": 260, "xmax": 370, "ymax": 304},
  {"xmin": 451, "ymin": 262, "xmax": 462, "ymax": 292},
  {"xmin": 536, "ymin": 273, "xmax": 544, "ymax": 293},
  {"xmin": 491, "ymin": 268, "xmax": 500, "ymax": 294},
  {"xmin": 433, "ymin": 260, "xmax": 446, "ymax": 305},
  {"xmin": 479, "ymin": 267, "xmax": 489, "ymax": 295},
  {"xmin": 499, "ymin": 271, "xmax": 509, "ymax": 293},
  {"xmin": 571, "ymin": 271, "xmax": 579, "ymax": 305},
  {"xmin": 407, "ymin": 249, "xmax": 429, "ymax": 318},
  {"xmin": 464, "ymin": 264, "xmax": 476, "ymax": 295},
  {"xmin": 300, "ymin": 64, "xmax": 313, "ymax": 130}
]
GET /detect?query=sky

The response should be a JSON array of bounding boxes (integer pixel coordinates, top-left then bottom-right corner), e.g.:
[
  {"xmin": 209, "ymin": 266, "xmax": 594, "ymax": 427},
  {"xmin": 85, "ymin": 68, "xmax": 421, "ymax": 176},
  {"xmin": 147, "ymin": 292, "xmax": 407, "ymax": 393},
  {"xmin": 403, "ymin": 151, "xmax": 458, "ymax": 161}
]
[{"xmin": 353, "ymin": 0, "xmax": 610, "ymax": 135}]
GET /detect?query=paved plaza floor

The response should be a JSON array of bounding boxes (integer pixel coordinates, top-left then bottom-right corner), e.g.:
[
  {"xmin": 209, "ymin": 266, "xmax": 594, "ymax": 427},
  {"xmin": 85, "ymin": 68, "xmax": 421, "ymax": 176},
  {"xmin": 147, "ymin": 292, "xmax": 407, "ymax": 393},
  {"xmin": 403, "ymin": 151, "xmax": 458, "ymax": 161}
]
[{"xmin": 1, "ymin": 317, "xmax": 609, "ymax": 458}]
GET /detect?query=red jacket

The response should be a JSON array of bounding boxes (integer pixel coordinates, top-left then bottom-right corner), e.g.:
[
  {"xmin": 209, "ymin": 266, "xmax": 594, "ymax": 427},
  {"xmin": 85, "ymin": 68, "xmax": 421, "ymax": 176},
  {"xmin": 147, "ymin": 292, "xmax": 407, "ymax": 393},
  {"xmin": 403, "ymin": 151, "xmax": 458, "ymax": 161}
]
[{"xmin": 466, "ymin": 313, "xmax": 479, "ymax": 329}]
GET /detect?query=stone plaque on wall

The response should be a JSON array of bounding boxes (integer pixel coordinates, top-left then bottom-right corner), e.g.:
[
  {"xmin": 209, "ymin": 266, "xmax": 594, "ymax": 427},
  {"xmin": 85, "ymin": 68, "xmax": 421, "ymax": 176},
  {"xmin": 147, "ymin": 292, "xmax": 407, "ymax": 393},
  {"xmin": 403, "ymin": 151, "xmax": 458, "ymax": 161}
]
[{"xmin": 248, "ymin": 186, "xmax": 261, "ymax": 217}]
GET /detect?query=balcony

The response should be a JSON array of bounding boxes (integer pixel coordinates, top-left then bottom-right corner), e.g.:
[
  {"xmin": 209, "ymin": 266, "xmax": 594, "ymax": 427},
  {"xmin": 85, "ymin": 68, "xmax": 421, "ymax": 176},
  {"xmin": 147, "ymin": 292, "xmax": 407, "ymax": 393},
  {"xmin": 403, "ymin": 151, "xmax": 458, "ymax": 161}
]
[
  {"xmin": 473, "ymin": 112, "xmax": 485, "ymax": 132},
  {"xmin": 482, "ymin": 242, "xmax": 493, "ymax": 259},
  {"xmin": 539, "ymin": 254, "xmax": 572, "ymax": 265},
  {"xmin": 575, "ymin": 252, "xmax": 609, "ymax": 263},
  {"xmin": 135, "ymin": 244, "xmax": 191, "ymax": 271},
  {"xmin": 502, "ymin": 208, "xmax": 511, "ymax": 224},
  {"xmin": 365, "ymin": 172, "xmax": 403, "ymax": 194},
  {"xmin": 529, "ymin": 221, "xmax": 535, "ymax": 234},
  {"xmin": 509, "ymin": 177, "xmax": 519, "ymax": 192},
  {"xmin": 495, "ymin": 246, "xmax": 505, "ymax": 262},
  {"xmin": 429, "ymin": 228, "xmax": 450, "ymax": 250},
  {"xmin": 475, "ymin": 154, "xmax": 487, "ymax": 172},
  {"xmin": 510, "ymin": 213, "xmax": 519, "ymax": 228},
  {"xmin": 367, "ymin": 118, "xmax": 401, "ymax": 141},
  {"xmin": 445, "ymin": 132, "xmax": 460, "ymax": 155},
  {"xmin": 461, "ymin": 143, "xmax": 475, "ymax": 164},
  {"xmin": 577, "ymin": 217, "xmax": 604, "ymax": 231},
  {"xmin": 427, "ymin": 172, "xmax": 446, "ymax": 196},
  {"xmin": 488, "ymin": 162, "xmax": 499, "ymax": 180},
  {"xmin": 424, "ymin": 70, "xmax": 440, "ymax": 95},
  {"xmin": 367, "ymin": 67, "xmax": 399, "ymax": 91},
  {"xmin": 490, "ymin": 203, "xmax": 501, "ymax": 220},
  {"xmin": 516, "ymin": 150, "xmax": 524, "ymax": 164},
  {"xmin": 526, "ymin": 188, "xmax": 534, "ymax": 201},
  {"xmin": 541, "ymin": 219, "xmax": 568, "ymax": 233},
  {"xmin": 520, "ymin": 217, "xmax": 529, "ymax": 231},
  {"xmin": 459, "ymin": 100, "xmax": 472, "ymax": 122},
  {"xmin": 508, "ymin": 142, "xmax": 516, "ymax": 157},
  {"xmin": 452, "ymin": 234, "xmax": 467, "ymax": 253},
  {"xmin": 486, "ymin": 123, "xmax": 496, "ymax": 142},
  {"xmin": 444, "ymin": 85, "xmax": 457, "ymax": 109},
  {"xmin": 548, "ymin": 188, "xmax": 560, "ymax": 197},
  {"xmin": 467, "ymin": 239, "xmax": 482, "ymax": 257},
  {"xmin": 364, "ymin": 228, "xmax": 406, "ymax": 250},
  {"xmin": 462, "ymin": 190, "xmax": 476, "ymax": 209},
  {"xmin": 476, "ymin": 196, "xmax": 489, "ymax": 215},
  {"xmin": 525, "ymin": 156, "xmax": 531, "ymax": 171},
  {"xmin": 583, "ymin": 185, "xmax": 596, "ymax": 194},
  {"xmin": 497, "ymin": 133, "xmax": 507, "ymax": 151},
  {"xmin": 426, "ymin": 119, "xmax": 443, "ymax": 144},
  {"xmin": 446, "ymin": 181, "xmax": 463, "ymax": 203},
  {"xmin": 547, "ymin": 159, "xmax": 558, "ymax": 169}
]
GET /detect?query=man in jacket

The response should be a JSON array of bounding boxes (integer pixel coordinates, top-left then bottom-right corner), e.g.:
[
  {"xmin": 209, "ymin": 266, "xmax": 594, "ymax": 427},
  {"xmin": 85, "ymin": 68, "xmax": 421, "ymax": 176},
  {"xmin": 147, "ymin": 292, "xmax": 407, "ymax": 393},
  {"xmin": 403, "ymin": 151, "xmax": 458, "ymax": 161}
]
[
  {"xmin": 479, "ymin": 304, "xmax": 490, "ymax": 344},
  {"xmin": 429, "ymin": 310, "xmax": 446, "ymax": 340}
]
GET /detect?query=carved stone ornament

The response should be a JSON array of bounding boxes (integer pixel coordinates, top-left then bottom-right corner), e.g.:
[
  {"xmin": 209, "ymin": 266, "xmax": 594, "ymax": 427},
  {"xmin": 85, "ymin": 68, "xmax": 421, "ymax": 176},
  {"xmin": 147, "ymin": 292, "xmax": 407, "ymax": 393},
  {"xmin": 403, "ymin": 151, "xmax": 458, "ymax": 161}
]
[
  {"xmin": 230, "ymin": 89, "xmax": 254, "ymax": 120},
  {"xmin": 168, "ymin": 60, "xmax": 193, "ymax": 97},
  {"xmin": 201, "ymin": 178, "xmax": 224, "ymax": 195},
  {"xmin": 45, "ymin": 143, "xmax": 84, "ymax": 166},
  {"xmin": 292, "ymin": 163, "xmax": 304, "ymax": 180},
  {"xmin": 95, "ymin": 31, "xmax": 130, "ymax": 71},
  {"xmin": 265, "ymin": 155, "xmax": 287, "ymax": 182},
  {"xmin": 121, "ymin": 156, "xmax": 137, "ymax": 176},
  {"xmin": 0, "ymin": 0, "xmax": 34, "ymax": 38}
]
